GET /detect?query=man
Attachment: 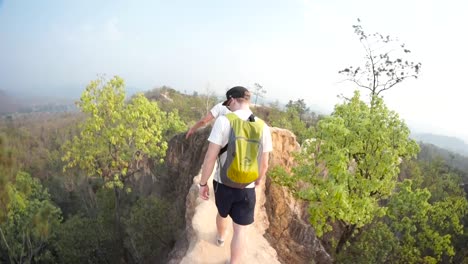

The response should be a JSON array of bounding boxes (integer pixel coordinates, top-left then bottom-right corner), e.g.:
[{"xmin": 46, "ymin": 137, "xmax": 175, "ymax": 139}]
[
  {"xmin": 198, "ymin": 86, "xmax": 273, "ymax": 264},
  {"xmin": 185, "ymin": 102, "xmax": 230, "ymax": 139}
]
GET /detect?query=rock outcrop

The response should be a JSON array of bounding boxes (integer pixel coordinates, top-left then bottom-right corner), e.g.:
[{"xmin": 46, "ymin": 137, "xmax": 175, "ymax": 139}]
[
  {"xmin": 163, "ymin": 127, "xmax": 332, "ymax": 264},
  {"xmin": 262, "ymin": 128, "xmax": 332, "ymax": 264},
  {"xmin": 159, "ymin": 126, "xmax": 213, "ymax": 262}
]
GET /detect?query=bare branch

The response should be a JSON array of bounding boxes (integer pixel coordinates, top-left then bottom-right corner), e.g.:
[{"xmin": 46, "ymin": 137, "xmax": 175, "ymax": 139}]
[{"xmin": 339, "ymin": 21, "xmax": 421, "ymax": 97}]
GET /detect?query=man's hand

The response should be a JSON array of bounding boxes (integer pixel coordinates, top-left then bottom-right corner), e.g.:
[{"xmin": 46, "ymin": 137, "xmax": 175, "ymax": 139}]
[
  {"xmin": 199, "ymin": 185, "xmax": 209, "ymax": 200},
  {"xmin": 199, "ymin": 142, "xmax": 221, "ymax": 200},
  {"xmin": 186, "ymin": 112, "xmax": 215, "ymax": 139},
  {"xmin": 185, "ymin": 127, "xmax": 196, "ymax": 139}
]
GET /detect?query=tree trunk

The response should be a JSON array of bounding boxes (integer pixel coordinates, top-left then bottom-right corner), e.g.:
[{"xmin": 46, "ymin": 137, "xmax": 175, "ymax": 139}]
[
  {"xmin": 113, "ymin": 186, "xmax": 136, "ymax": 264},
  {"xmin": 113, "ymin": 187, "xmax": 126, "ymax": 263},
  {"xmin": 336, "ymin": 224, "xmax": 357, "ymax": 254}
]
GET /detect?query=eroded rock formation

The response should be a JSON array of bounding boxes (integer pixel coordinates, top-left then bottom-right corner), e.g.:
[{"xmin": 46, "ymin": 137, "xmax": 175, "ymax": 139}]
[
  {"xmin": 264, "ymin": 128, "xmax": 331, "ymax": 264},
  {"xmin": 163, "ymin": 126, "xmax": 332, "ymax": 264}
]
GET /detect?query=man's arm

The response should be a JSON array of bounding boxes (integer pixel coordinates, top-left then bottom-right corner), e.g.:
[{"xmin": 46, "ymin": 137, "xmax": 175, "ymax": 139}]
[
  {"xmin": 255, "ymin": 152, "xmax": 270, "ymax": 186},
  {"xmin": 199, "ymin": 142, "xmax": 221, "ymax": 200},
  {"xmin": 186, "ymin": 112, "xmax": 215, "ymax": 139}
]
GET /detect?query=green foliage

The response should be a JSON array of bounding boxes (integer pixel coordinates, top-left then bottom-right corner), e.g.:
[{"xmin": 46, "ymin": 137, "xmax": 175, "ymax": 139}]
[
  {"xmin": 0, "ymin": 171, "xmax": 62, "ymax": 263},
  {"xmin": 338, "ymin": 152, "xmax": 468, "ymax": 263},
  {"xmin": 311, "ymin": 91, "xmax": 416, "ymax": 233},
  {"xmin": 268, "ymin": 100, "xmax": 316, "ymax": 144},
  {"xmin": 336, "ymin": 222, "xmax": 399, "ymax": 264},
  {"xmin": 338, "ymin": 179, "xmax": 466, "ymax": 263},
  {"xmin": 123, "ymin": 196, "xmax": 180, "ymax": 263},
  {"xmin": 269, "ymin": 166, "xmax": 299, "ymax": 191},
  {"xmin": 417, "ymin": 157, "xmax": 466, "ymax": 202},
  {"xmin": 42, "ymin": 175, "xmax": 87, "ymax": 218},
  {"xmin": 144, "ymin": 86, "xmax": 218, "ymax": 126},
  {"xmin": 386, "ymin": 180, "xmax": 461, "ymax": 262},
  {"xmin": 285, "ymin": 99, "xmax": 310, "ymax": 122},
  {"xmin": 62, "ymin": 76, "xmax": 185, "ymax": 187},
  {"xmin": 55, "ymin": 215, "xmax": 106, "ymax": 264},
  {"xmin": 275, "ymin": 91, "xmax": 418, "ymax": 253},
  {"xmin": 272, "ymin": 107, "xmax": 313, "ymax": 144},
  {"xmin": 0, "ymin": 136, "xmax": 15, "ymax": 223},
  {"xmin": 59, "ymin": 76, "xmax": 187, "ymax": 262},
  {"xmin": 252, "ymin": 83, "xmax": 267, "ymax": 106},
  {"xmin": 417, "ymin": 142, "xmax": 468, "ymax": 181},
  {"xmin": 412, "ymin": 158, "xmax": 468, "ymax": 262},
  {"xmin": 0, "ymin": 112, "xmax": 80, "ymax": 181},
  {"xmin": 54, "ymin": 187, "xmax": 118, "ymax": 263}
]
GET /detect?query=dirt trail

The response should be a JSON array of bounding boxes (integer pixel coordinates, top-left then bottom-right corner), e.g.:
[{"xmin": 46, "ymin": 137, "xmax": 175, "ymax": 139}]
[{"xmin": 178, "ymin": 175, "xmax": 281, "ymax": 264}]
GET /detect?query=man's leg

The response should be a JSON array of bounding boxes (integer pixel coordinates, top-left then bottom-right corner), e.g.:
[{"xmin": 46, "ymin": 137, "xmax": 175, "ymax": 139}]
[
  {"xmin": 216, "ymin": 213, "xmax": 229, "ymax": 244},
  {"xmin": 230, "ymin": 222, "xmax": 248, "ymax": 264}
]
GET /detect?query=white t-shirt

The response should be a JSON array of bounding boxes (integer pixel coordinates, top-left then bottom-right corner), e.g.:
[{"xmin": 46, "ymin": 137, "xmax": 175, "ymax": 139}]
[
  {"xmin": 208, "ymin": 109, "xmax": 273, "ymax": 188},
  {"xmin": 210, "ymin": 102, "xmax": 231, "ymax": 119}
]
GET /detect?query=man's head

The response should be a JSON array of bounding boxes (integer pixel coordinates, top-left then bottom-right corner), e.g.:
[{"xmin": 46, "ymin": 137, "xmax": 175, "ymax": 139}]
[{"xmin": 222, "ymin": 86, "xmax": 251, "ymax": 110}]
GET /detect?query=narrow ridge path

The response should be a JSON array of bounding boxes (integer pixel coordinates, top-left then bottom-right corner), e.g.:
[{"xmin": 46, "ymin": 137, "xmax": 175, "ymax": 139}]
[{"xmin": 179, "ymin": 175, "xmax": 281, "ymax": 264}]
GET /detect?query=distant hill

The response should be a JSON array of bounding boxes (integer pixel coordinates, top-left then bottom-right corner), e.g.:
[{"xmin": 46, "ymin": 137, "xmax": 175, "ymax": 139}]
[
  {"xmin": 417, "ymin": 142, "xmax": 468, "ymax": 182},
  {"xmin": 0, "ymin": 89, "xmax": 76, "ymax": 115},
  {"xmin": 0, "ymin": 89, "xmax": 22, "ymax": 113},
  {"xmin": 411, "ymin": 133, "xmax": 468, "ymax": 157}
]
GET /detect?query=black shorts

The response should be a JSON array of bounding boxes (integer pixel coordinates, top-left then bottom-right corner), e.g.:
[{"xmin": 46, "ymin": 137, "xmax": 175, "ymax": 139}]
[{"xmin": 213, "ymin": 180, "xmax": 256, "ymax": 225}]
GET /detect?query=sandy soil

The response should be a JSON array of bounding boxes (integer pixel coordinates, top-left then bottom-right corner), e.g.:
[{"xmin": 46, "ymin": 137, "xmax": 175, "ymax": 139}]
[{"xmin": 178, "ymin": 176, "xmax": 281, "ymax": 264}]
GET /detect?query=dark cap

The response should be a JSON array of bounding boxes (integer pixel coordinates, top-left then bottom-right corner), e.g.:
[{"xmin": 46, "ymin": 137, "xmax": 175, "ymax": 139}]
[{"xmin": 222, "ymin": 86, "xmax": 250, "ymax": 106}]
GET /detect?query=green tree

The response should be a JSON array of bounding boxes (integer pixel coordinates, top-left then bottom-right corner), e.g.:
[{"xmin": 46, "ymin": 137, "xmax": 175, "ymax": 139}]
[
  {"xmin": 123, "ymin": 196, "xmax": 180, "ymax": 263},
  {"xmin": 286, "ymin": 99, "xmax": 309, "ymax": 122},
  {"xmin": 0, "ymin": 136, "xmax": 15, "ymax": 224},
  {"xmin": 62, "ymin": 76, "xmax": 185, "ymax": 260},
  {"xmin": 267, "ymin": 99, "xmax": 316, "ymax": 144},
  {"xmin": 54, "ymin": 188, "xmax": 118, "ymax": 264},
  {"xmin": 387, "ymin": 180, "xmax": 463, "ymax": 263},
  {"xmin": 252, "ymin": 83, "xmax": 267, "ymax": 107},
  {"xmin": 418, "ymin": 157, "xmax": 466, "ymax": 202},
  {"xmin": 144, "ymin": 86, "xmax": 209, "ymax": 125},
  {"xmin": 54, "ymin": 215, "xmax": 107, "ymax": 264},
  {"xmin": 337, "ymin": 179, "xmax": 466, "ymax": 263},
  {"xmin": 335, "ymin": 221, "xmax": 399, "ymax": 264},
  {"xmin": 414, "ymin": 158, "xmax": 468, "ymax": 263},
  {"xmin": 339, "ymin": 19, "xmax": 421, "ymax": 96},
  {"xmin": 270, "ymin": 106, "xmax": 314, "ymax": 144},
  {"xmin": 0, "ymin": 171, "xmax": 62, "ymax": 264},
  {"xmin": 279, "ymin": 91, "xmax": 418, "ymax": 254}
]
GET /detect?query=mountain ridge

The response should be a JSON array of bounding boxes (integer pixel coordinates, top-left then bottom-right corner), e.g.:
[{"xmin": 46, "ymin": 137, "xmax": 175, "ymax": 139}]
[
  {"xmin": 0, "ymin": 89, "xmax": 22, "ymax": 114},
  {"xmin": 411, "ymin": 133, "xmax": 468, "ymax": 157}
]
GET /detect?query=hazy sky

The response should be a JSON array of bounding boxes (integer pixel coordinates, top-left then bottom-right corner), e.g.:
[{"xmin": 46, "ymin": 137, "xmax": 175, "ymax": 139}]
[{"xmin": 1, "ymin": 0, "xmax": 467, "ymax": 141}]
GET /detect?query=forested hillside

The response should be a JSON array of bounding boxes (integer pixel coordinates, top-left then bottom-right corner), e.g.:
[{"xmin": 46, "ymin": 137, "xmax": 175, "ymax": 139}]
[
  {"xmin": 0, "ymin": 78, "xmax": 322, "ymax": 263},
  {"xmin": 270, "ymin": 22, "xmax": 468, "ymax": 263},
  {"xmin": 3, "ymin": 0, "xmax": 468, "ymax": 261},
  {"xmin": 1, "ymin": 23, "xmax": 467, "ymax": 264},
  {"xmin": 418, "ymin": 142, "xmax": 468, "ymax": 182},
  {"xmin": 1, "ymin": 78, "xmax": 467, "ymax": 263},
  {"xmin": 0, "ymin": 90, "xmax": 20, "ymax": 114},
  {"xmin": 413, "ymin": 133, "xmax": 468, "ymax": 157}
]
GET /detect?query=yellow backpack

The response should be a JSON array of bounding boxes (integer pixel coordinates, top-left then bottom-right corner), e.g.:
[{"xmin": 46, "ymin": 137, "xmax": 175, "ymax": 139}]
[{"xmin": 218, "ymin": 113, "xmax": 264, "ymax": 188}]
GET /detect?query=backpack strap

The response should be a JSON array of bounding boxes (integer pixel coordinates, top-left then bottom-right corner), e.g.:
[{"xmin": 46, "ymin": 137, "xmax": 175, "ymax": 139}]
[
  {"xmin": 219, "ymin": 113, "xmax": 234, "ymax": 156},
  {"xmin": 219, "ymin": 144, "xmax": 228, "ymax": 156}
]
